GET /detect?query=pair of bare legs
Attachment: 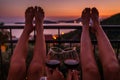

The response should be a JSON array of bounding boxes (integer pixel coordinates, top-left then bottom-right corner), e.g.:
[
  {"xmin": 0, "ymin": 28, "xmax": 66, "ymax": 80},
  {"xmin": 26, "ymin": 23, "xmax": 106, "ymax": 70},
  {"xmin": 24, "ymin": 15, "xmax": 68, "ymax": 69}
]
[
  {"xmin": 7, "ymin": 6, "xmax": 46, "ymax": 80},
  {"xmin": 80, "ymin": 7, "xmax": 120, "ymax": 80},
  {"xmin": 7, "ymin": 6, "xmax": 65, "ymax": 80}
]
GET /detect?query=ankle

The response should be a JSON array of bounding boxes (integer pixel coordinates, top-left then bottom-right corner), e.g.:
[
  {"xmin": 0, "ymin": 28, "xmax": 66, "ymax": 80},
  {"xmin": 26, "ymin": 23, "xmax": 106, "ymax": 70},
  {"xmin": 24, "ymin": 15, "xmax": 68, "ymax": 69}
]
[
  {"xmin": 22, "ymin": 30, "xmax": 31, "ymax": 36},
  {"xmin": 94, "ymin": 26, "xmax": 103, "ymax": 35},
  {"xmin": 36, "ymin": 27, "xmax": 44, "ymax": 33},
  {"xmin": 25, "ymin": 24, "xmax": 33, "ymax": 28},
  {"xmin": 82, "ymin": 26, "xmax": 89, "ymax": 30},
  {"xmin": 35, "ymin": 21, "xmax": 43, "ymax": 26}
]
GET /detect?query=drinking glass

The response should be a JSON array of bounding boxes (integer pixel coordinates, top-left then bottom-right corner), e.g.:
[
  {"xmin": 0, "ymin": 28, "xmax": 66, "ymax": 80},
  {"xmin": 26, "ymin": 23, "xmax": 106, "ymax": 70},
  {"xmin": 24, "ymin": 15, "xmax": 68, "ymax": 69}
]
[
  {"xmin": 63, "ymin": 47, "xmax": 79, "ymax": 70},
  {"xmin": 46, "ymin": 47, "xmax": 63, "ymax": 69}
]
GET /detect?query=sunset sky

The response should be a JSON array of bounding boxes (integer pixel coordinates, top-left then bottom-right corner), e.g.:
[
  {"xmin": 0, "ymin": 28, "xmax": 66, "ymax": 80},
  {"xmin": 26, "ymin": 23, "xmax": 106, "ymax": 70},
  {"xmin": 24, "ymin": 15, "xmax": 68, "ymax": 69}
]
[{"xmin": 0, "ymin": 0, "xmax": 120, "ymax": 22}]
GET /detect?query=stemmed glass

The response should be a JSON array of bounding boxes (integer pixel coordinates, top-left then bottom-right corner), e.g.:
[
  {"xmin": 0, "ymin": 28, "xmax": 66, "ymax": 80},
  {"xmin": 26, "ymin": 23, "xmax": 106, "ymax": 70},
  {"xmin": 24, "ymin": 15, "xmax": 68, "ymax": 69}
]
[
  {"xmin": 40, "ymin": 47, "xmax": 62, "ymax": 80},
  {"xmin": 46, "ymin": 47, "xmax": 63, "ymax": 69},
  {"xmin": 63, "ymin": 47, "xmax": 79, "ymax": 70},
  {"xmin": 41, "ymin": 47, "xmax": 63, "ymax": 80}
]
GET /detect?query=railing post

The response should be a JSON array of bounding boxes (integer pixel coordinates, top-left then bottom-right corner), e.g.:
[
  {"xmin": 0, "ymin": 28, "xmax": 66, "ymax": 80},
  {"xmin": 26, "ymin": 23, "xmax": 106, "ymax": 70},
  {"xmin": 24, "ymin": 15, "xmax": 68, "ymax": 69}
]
[
  {"xmin": 10, "ymin": 28, "xmax": 13, "ymax": 55},
  {"xmin": 58, "ymin": 28, "xmax": 61, "ymax": 47},
  {"xmin": 0, "ymin": 43, "xmax": 4, "ymax": 80}
]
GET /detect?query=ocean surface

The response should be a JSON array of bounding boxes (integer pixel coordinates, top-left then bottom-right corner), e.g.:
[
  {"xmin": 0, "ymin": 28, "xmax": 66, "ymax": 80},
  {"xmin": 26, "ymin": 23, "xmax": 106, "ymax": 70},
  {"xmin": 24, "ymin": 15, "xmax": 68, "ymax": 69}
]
[
  {"xmin": 0, "ymin": 17, "xmax": 82, "ymax": 38},
  {"xmin": 11, "ymin": 27, "xmax": 76, "ymax": 38}
]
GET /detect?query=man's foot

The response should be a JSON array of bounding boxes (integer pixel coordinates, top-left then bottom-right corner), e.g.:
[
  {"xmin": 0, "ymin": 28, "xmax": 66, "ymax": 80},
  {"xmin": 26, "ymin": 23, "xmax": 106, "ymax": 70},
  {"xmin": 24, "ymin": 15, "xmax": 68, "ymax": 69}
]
[
  {"xmin": 34, "ymin": 6, "xmax": 45, "ymax": 32},
  {"xmin": 90, "ymin": 7, "xmax": 100, "ymax": 34},
  {"xmin": 81, "ymin": 8, "xmax": 91, "ymax": 28},
  {"xmin": 25, "ymin": 7, "xmax": 34, "ymax": 34}
]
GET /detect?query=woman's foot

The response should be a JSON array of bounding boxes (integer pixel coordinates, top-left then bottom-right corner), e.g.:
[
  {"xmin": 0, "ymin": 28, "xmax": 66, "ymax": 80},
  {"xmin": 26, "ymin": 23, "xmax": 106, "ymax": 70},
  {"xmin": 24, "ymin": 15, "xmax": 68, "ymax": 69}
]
[
  {"xmin": 25, "ymin": 7, "xmax": 34, "ymax": 34},
  {"xmin": 91, "ymin": 7, "xmax": 100, "ymax": 31},
  {"xmin": 34, "ymin": 6, "xmax": 45, "ymax": 32},
  {"xmin": 81, "ymin": 8, "xmax": 91, "ymax": 28}
]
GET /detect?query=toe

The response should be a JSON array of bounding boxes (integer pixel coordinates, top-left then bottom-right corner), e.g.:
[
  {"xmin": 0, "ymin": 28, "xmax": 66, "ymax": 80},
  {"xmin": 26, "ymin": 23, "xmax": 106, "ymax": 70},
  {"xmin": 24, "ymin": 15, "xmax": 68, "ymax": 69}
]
[
  {"xmin": 82, "ymin": 8, "xmax": 90, "ymax": 16},
  {"xmin": 25, "ymin": 7, "xmax": 30, "ymax": 14},
  {"xmin": 37, "ymin": 6, "xmax": 45, "ymax": 17},
  {"xmin": 86, "ymin": 8, "xmax": 90, "ymax": 14},
  {"xmin": 25, "ymin": 7, "xmax": 34, "ymax": 14},
  {"xmin": 38, "ymin": 7, "xmax": 44, "ymax": 14},
  {"xmin": 82, "ymin": 8, "xmax": 86, "ymax": 18},
  {"xmin": 30, "ymin": 7, "xmax": 34, "ymax": 11},
  {"xmin": 92, "ymin": 7, "xmax": 99, "ymax": 15},
  {"xmin": 34, "ymin": 6, "xmax": 38, "ymax": 13},
  {"xmin": 82, "ymin": 9, "xmax": 86, "ymax": 15}
]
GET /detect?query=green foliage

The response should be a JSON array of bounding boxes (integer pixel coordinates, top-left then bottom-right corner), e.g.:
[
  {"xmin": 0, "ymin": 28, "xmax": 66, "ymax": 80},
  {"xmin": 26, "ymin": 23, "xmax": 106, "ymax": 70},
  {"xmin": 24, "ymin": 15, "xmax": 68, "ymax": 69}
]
[{"xmin": 62, "ymin": 13, "xmax": 120, "ymax": 41}]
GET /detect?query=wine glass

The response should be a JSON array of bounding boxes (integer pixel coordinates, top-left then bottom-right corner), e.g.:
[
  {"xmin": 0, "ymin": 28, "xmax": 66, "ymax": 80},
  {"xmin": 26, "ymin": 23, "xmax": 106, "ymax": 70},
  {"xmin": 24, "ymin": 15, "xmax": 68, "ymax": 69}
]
[
  {"xmin": 63, "ymin": 47, "xmax": 79, "ymax": 70},
  {"xmin": 46, "ymin": 47, "xmax": 63, "ymax": 69}
]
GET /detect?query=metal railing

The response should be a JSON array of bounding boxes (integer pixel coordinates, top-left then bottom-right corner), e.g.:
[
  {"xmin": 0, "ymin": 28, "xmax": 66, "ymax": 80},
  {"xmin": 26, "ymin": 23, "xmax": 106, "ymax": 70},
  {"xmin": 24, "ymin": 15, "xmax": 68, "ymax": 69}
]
[{"xmin": 0, "ymin": 24, "xmax": 120, "ymax": 80}]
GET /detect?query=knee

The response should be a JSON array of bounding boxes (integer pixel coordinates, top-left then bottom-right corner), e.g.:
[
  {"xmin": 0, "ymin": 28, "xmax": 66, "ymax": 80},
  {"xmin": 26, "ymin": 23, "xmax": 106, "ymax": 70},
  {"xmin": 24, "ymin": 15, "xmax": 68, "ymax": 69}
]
[
  {"xmin": 104, "ymin": 63, "xmax": 120, "ymax": 74},
  {"xmin": 83, "ymin": 65, "xmax": 100, "ymax": 80},
  {"xmin": 86, "ymin": 67, "xmax": 99, "ymax": 75},
  {"xmin": 84, "ymin": 65, "xmax": 99, "ymax": 75},
  {"xmin": 28, "ymin": 62, "xmax": 43, "ymax": 74},
  {"xmin": 9, "ymin": 62, "xmax": 26, "ymax": 75}
]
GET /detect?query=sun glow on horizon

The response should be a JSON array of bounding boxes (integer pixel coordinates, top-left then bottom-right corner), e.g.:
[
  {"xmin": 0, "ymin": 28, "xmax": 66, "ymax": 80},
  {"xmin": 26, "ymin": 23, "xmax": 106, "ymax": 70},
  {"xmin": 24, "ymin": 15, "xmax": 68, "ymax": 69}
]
[{"xmin": 0, "ymin": 0, "xmax": 120, "ymax": 21}]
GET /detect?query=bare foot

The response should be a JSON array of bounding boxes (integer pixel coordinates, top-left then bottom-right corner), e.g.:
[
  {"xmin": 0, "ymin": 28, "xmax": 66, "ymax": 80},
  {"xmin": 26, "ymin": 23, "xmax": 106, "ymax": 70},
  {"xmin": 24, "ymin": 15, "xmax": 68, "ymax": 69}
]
[
  {"xmin": 34, "ymin": 6, "xmax": 45, "ymax": 32},
  {"xmin": 25, "ymin": 7, "xmax": 34, "ymax": 34},
  {"xmin": 91, "ymin": 7, "xmax": 100, "ymax": 29},
  {"xmin": 81, "ymin": 8, "xmax": 91, "ymax": 28}
]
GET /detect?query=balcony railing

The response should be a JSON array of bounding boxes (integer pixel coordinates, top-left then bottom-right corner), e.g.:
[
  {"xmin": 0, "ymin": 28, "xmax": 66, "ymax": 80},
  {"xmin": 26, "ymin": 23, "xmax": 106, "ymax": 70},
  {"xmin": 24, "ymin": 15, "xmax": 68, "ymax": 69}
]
[{"xmin": 0, "ymin": 24, "xmax": 120, "ymax": 80}]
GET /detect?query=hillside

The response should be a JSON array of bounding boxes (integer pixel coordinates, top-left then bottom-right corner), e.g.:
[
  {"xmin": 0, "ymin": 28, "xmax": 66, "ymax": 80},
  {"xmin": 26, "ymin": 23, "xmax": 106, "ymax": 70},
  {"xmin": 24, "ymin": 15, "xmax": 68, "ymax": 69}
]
[
  {"xmin": 101, "ymin": 13, "xmax": 120, "ymax": 25},
  {"xmin": 62, "ymin": 13, "xmax": 120, "ymax": 40}
]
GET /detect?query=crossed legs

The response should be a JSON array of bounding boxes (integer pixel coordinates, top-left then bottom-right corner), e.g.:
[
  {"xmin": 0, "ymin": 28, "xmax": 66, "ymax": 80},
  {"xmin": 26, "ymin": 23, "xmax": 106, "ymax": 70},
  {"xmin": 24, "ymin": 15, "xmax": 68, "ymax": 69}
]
[
  {"xmin": 7, "ymin": 6, "xmax": 46, "ymax": 80},
  {"xmin": 80, "ymin": 8, "xmax": 101, "ymax": 80},
  {"xmin": 27, "ymin": 6, "xmax": 46, "ymax": 80},
  {"xmin": 81, "ymin": 7, "xmax": 120, "ymax": 80}
]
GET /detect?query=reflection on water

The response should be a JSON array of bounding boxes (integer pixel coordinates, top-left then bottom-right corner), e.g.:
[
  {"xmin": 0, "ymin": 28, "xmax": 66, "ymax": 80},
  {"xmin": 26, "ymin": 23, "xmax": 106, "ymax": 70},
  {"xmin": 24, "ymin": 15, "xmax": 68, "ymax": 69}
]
[
  {"xmin": 12, "ymin": 29, "xmax": 76, "ymax": 38},
  {"xmin": 5, "ymin": 23, "xmax": 81, "ymax": 38}
]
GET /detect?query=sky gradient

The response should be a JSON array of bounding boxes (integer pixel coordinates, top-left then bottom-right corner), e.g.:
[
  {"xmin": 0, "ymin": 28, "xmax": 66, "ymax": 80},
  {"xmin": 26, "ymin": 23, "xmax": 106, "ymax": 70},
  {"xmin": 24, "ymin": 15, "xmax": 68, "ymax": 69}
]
[{"xmin": 0, "ymin": 0, "xmax": 120, "ymax": 21}]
